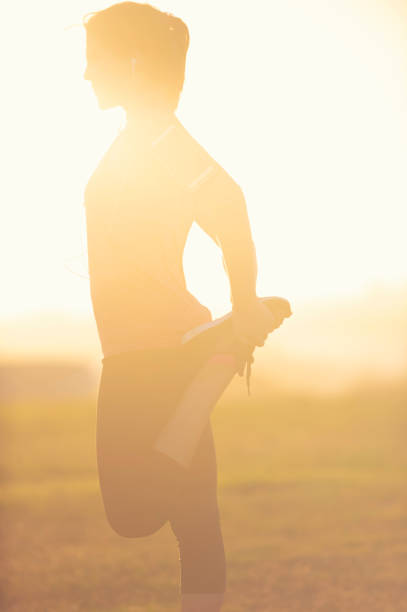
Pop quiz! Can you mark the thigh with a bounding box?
[96,349,185,527]
[96,328,229,534]
[95,344,213,533]
[96,349,180,461]
[96,341,213,464]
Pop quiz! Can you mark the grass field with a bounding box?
[1,377,406,611]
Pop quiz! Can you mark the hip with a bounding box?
[96,323,232,449]
[100,320,232,388]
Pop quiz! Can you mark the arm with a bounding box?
[148,123,263,315]
[192,165,259,311]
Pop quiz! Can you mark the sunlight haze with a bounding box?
[2,0,406,382]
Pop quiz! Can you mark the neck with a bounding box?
[124,101,176,134]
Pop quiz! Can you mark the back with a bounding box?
[84,118,222,356]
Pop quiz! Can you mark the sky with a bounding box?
[2,0,407,322]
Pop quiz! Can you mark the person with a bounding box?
[82,3,289,610]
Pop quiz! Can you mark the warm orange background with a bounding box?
[2,0,406,393]
[1,3,407,612]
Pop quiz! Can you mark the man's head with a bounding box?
[83,2,189,114]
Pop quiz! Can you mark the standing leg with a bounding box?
[168,420,227,611]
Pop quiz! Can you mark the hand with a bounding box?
[231,298,278,349]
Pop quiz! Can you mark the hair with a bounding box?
[82,2,190,112]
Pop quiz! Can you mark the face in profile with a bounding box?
[84,36,133,110]
[83,12,182,118]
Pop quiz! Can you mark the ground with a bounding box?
[1,377,406,611]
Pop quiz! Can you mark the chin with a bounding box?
[97,98,111,110]
[97,97,118,111]
[92,88,117,110]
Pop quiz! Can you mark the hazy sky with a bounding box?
[2,0,406,320]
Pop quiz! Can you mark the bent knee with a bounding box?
[104,506,167,538]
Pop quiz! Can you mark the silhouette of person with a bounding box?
[82,3,285,610]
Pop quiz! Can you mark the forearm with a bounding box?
[221,237,259,310]
[193,168,260,309]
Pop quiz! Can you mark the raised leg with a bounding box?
[153,352,238,469]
